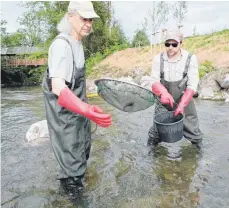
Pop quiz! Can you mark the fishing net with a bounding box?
[94,78,156,112]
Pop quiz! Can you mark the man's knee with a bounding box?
[184,130,204,143]
[148,128,161,146]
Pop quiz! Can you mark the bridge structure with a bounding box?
[1,47,47,68]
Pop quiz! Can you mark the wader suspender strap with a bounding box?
[178,53,193,89]
[49,36,77,90]
[160,53,165,85]
[159,52,193,88]
[183,53,193,78]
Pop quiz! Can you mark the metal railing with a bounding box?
[1,57,48,68]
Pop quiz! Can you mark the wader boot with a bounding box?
[59,177,83,198]
[42,36,91,196]
[148,53,204,149]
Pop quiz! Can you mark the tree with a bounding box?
[132,29,150,47]
[143,1,170,47]
[82,1,113,57]
[1,20,7,36]
[83,1,129,58]
[18,1,128,58]
[19,1,69,47]
[2,32,26,47]
[173,1,188,29]
[147,2,170,36]
[17,12,43,47]
[192,26,196,36]
[1,20,8,47]
[108,19,128,46]
[1,20,26,47]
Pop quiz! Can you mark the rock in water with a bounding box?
[199,87,214,99]
[219,74,229,89]
[25,120,49,142]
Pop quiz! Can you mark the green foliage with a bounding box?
[27,65,47,83]
[184,29,229,52]
[86,52,104,76]
[17,11,43,46]
[83,2,129,59]
[1,32,23,47]
[85,43,129,76]
[27,51,48,59]
[132,29,150,47]
[17,1,68,48]
[108,23,129,46]
[223,46,229,51]
[1,20,27,47]
[199,61,215,78]
[5,1,129,79]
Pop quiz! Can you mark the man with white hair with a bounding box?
[42,1,112,197]
[148,30,204,149]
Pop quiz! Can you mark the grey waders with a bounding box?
[148,53,204,146]
[42,36,91,195]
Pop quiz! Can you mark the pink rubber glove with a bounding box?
[58,87,112,127]
[152,82,174,108]
[174,88,195,116]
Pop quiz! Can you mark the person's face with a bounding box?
[165,39,181,57]
[68,13,93,38]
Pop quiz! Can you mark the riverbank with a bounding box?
[86,68,229,102]
[2,30,229,90]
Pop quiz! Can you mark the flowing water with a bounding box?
[1,86,229,208]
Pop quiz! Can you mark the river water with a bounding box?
[1,86,229,208]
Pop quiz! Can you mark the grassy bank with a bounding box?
[88,29,229,79]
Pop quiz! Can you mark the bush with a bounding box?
[25,65,47,85]
[199,61,215,78]
[85,52,104,76]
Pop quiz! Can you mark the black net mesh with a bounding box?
[94,79,156,112]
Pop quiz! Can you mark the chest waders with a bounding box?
[148,53,204,145]
[42,36,91,180]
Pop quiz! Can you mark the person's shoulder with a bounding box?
[181,49,189,55]
[56,32,71,39]
[50,33,72,49]
[181,49,196,60]
[181,48,196,56]
[153,53,163,62]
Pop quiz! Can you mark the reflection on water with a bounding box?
[1,86,229,208]
[149,145,201,208]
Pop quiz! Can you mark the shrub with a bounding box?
[199,61,215,78]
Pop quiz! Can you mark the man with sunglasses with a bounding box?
[148,30,203,150]
[42,1,112,198]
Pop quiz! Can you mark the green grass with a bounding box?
[199,61,215,78]
[223,46,229,51]
[184,29,229,52]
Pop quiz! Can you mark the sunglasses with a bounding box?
[165,43,179,48]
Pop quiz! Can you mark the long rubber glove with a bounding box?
[174,88,195,116]
[152,82,174,108]
[58,87,112,128]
